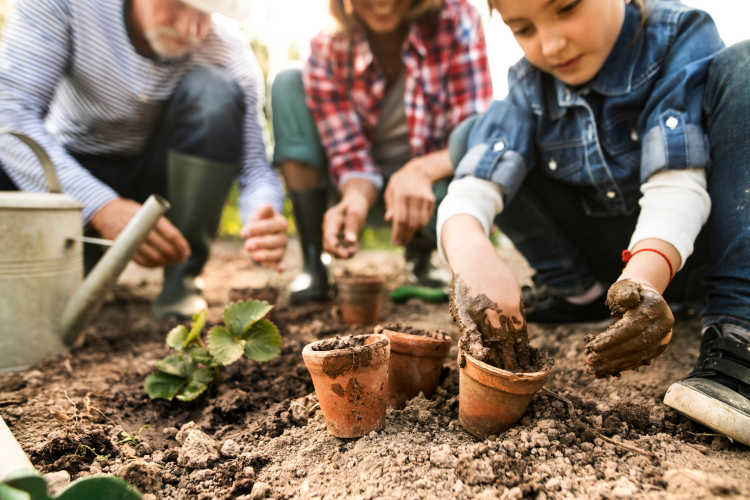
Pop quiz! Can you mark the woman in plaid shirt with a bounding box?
[271,0,493,303]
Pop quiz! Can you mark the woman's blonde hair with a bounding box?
[330,0,443,34]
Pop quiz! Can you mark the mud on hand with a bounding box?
[449,275,532,372]
[584,279,674,378]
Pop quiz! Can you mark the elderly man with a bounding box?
[0,0,288,319]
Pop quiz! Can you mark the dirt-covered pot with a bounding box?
[336,275,385,325]
[459,353,551,438]
[302,334,390,438]
[375,326,452,409]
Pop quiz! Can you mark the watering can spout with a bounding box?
[61,195,170,346]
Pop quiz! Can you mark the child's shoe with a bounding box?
[663,324,750,446]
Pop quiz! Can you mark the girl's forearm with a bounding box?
[619,238,682,294]
[407,149,453,184]
[442,215,494,267]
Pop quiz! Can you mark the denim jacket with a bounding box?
[455,1,724,216]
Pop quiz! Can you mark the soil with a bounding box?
[310,336,368,352]
[1,239,749,500]
[378,324,450,341]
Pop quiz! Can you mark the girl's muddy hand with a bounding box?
[450,275,532,372]
[584,279,674,378]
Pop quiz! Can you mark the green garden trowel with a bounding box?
[0,417,142,500]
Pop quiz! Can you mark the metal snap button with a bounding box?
[493,141,505,152]
[606,190,616,199]
[548,157,558,171]
[630,129,638,142]
[666,116,679,129]
[580,88,590,96]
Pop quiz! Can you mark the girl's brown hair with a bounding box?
[330,0,443,34]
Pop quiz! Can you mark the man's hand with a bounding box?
[89,198,190,268]
[584,279,673,378]
[323,179,377,259]
[384,160,436,246]
[240,203,288,272]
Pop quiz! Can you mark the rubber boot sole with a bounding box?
[664,380,750,446]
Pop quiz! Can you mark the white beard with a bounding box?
[145,27,201,59]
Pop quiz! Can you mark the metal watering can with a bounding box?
[0,131,169,372]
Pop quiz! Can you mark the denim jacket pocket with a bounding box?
[538,139,584,180]
[601,111,641,154]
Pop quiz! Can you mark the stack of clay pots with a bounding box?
[302,325,452,438]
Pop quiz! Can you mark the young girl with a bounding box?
[438,0,750,445]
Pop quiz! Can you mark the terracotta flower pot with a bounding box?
[335,275,384,325]
[229,286,279,320]
[375,325,452,409]
[459,351,551,439]
[302,334,390,438]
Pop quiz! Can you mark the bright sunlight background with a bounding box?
[228,0,749,99]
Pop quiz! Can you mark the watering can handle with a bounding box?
[0,129,61,193]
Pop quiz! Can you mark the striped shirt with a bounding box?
[0,0,283,223]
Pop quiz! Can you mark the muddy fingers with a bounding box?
[585,279,674,378]
[450,275,536,372]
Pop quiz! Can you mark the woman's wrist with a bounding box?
[341,178,378,209]
[405,149,453,184]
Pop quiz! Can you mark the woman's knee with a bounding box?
[705,41,750,114]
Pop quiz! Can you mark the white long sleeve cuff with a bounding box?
[628,168,711,270]
[436,176,504,265]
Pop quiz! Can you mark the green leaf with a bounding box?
[145,371,185,400]
[175,368,213,401]
[166,325,189,352]
[154,353,195,378]
[207,326,246,366]
[186,345,213,366]
[223,300,273,337]
[242,319,282,362]
[186,310,208,345]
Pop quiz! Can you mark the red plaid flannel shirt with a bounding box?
[303,0,493,190]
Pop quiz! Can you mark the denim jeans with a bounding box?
[491,41,750,328]
[0,64,244,203]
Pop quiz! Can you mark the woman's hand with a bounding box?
[322,178,377,258]
[241,203,288,272]
[443,215,530,370]
[385,150,453,246]
[585,279,673,378]
[89,198,190,268]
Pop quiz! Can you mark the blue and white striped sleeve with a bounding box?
[224,42,284,224]
[0,0,119,223]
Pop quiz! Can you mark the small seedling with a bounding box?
[117,425,150,445]
[145,301,282,402]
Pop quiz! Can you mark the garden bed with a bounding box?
[1,239,748,499]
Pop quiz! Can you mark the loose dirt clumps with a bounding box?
[309,335,367,352]
[2,241,748,499]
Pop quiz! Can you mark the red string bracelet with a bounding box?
[622,249,674,282]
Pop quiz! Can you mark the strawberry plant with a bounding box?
[145,300,282,401]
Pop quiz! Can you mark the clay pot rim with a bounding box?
[302,333,389,359]
[375,326,451,343]
[463,351,552,380]
[376,327,452,358]
[335,274,385,285]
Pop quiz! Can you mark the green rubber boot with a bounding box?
[288,188,332,304]
[151,150,237,320]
